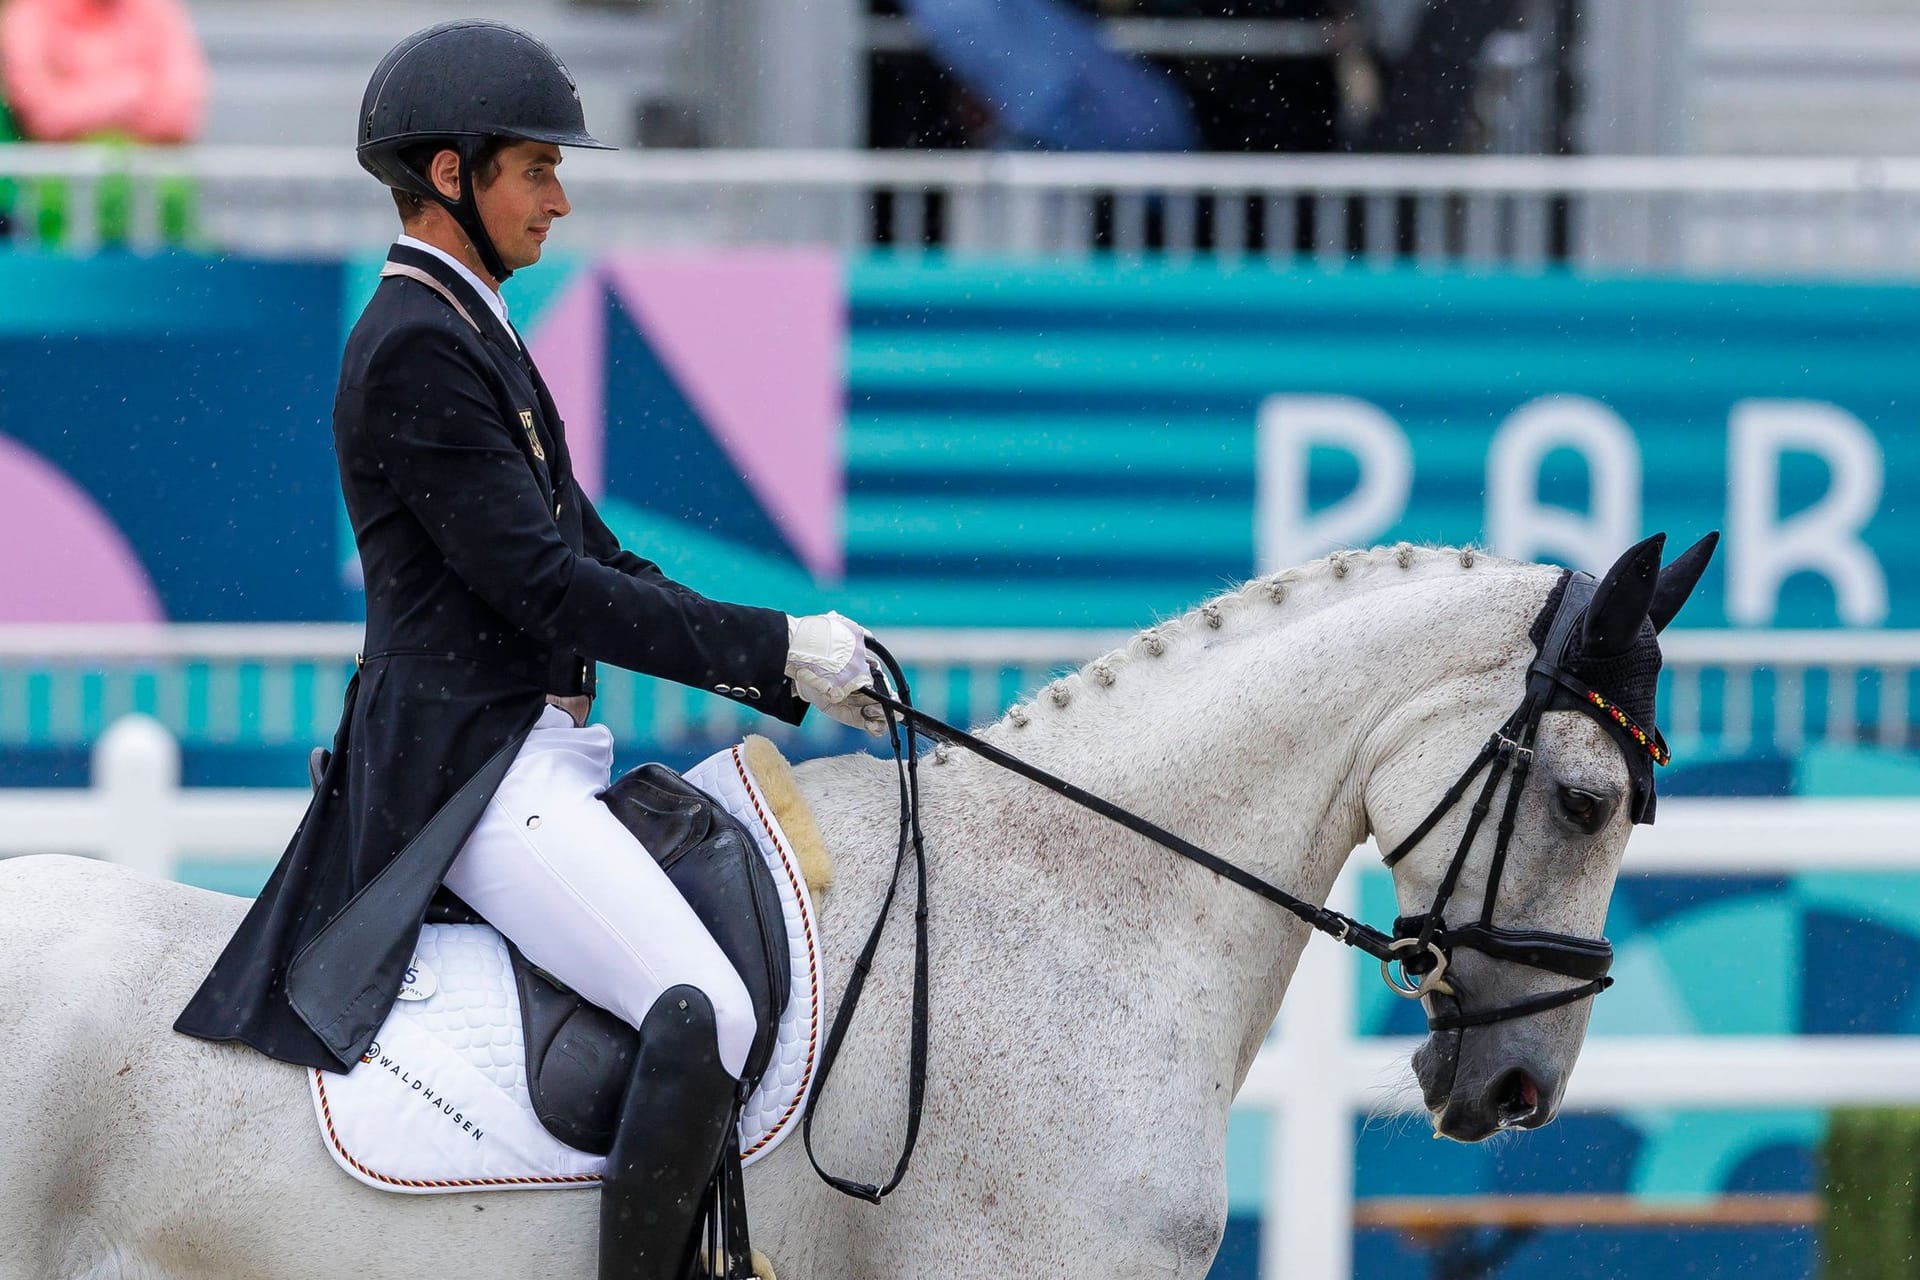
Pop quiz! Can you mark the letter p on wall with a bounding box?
[1256,395,1412,571]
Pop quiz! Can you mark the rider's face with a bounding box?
[475,141,570,276]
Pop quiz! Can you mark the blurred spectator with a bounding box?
[871,0,1341,154]
[1356,0,1522,152]
[900,0,1198,150]
[2,0,205,142]
[1143,0,1343,153]
[872,0,1558,157]
[0,0,207,246]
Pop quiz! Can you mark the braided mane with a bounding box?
[992,543,1514,730]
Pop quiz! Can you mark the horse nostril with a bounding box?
[1491,1068,1544,1128]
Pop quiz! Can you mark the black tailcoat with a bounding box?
[175,244,807,1072]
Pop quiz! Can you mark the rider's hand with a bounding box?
[785,612,886,736]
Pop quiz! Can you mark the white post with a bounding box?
[1265,863,1359,1280]
[95,713,180,882]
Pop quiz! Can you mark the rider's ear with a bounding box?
[1583,533,1666,657]
[1648,530,1720,634]
[429,148,463,202]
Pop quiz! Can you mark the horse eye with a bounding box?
[1557,785,1606,833]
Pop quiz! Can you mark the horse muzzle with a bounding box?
[1413,1034,1564,1142]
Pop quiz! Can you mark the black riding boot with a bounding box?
[600,984,739,1280]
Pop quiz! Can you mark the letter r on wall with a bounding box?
[1729,400,1888,626]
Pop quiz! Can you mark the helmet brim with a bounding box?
[508,126,616,152]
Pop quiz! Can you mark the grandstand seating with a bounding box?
[186,0,680,149]
[1688,0,1920,155]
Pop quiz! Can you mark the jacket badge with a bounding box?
[519,410,546,462]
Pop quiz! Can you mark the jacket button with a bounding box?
[730,685,747,697]
[746,686,761,700]
[714,684,729,694]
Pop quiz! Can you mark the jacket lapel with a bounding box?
[385,244,522,355]
[385,244,561,494]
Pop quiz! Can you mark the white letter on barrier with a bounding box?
[1729,399,1887,625]
[1488,395,1642,573]
[1256,395,1411,570]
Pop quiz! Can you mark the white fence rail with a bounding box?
[0,624,1915,760]
[1261,802,1920,1280]
[9,145,1920,277]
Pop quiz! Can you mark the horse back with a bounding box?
[0,857,263,1273]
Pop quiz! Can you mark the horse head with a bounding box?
[1364,532,1717,1142]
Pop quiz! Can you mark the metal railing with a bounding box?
[6,145,1920,276]
[0,624,1914,763]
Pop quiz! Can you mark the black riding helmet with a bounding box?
[358,20,614,281]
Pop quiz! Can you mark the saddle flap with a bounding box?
[511,946,635,1155]
[603,764,791,1064]
[511,761,795,1155]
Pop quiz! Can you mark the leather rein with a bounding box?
[803,584,1664,1200]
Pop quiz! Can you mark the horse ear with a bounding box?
[1582,533,1666,657]
[1648,530,1720,634]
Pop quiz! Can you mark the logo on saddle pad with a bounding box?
[398,957,437,1002]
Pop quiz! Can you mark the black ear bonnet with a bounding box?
[1527,570,1667,824]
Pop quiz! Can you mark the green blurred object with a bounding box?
[0,131,197,249]
[1822,1108,1920,1278]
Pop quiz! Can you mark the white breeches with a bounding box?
[443,705,755,1078]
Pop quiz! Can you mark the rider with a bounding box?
[175,19,877,1279]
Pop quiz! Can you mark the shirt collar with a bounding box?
[394,235,517,343]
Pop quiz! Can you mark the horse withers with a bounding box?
[0,538,1711,1279]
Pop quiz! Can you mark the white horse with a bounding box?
[0,545,1679,1279]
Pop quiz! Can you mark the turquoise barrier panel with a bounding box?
[3,254,1916,790]
[0,254,345,625]
[5,252,1914,633]
[843,258,1920,630]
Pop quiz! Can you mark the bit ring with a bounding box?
[1382,937,1456,1000]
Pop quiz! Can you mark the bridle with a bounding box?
[1373,570,1665,1031]
[803,573,1667,1200]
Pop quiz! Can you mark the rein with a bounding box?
[803,585,1664,1200]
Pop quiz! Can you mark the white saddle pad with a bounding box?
[308,742,825,1194]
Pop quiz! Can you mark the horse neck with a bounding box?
[940,555,1548,1072]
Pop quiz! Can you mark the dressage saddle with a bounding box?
[305,746,794,1141]
[309,747,789,1279]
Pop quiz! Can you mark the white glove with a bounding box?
[785,612,886,735]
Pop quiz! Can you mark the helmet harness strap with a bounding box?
[444,142,512,284]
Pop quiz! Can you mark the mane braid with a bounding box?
[990,543,1501,730]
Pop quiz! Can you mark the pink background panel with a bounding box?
[607,252,845,580]
[526,268,607,500]
[0,433,163,622]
